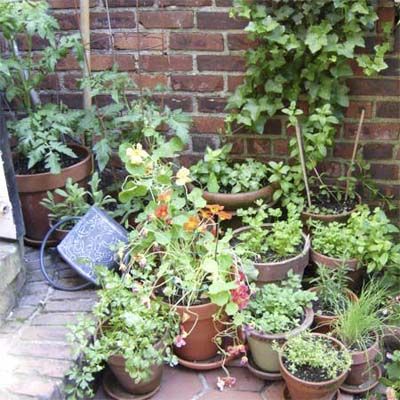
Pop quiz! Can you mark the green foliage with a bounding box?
[40,172,116,228]
[279,332,352,381]
[190,144,269,193]
[242,273,316,334]
[7,104,82,174]
[65,268,179,399]
[236,202,303,261]
[381,350,400,398]
[0,0,83,112]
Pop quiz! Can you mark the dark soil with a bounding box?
[13,151,84,175]
[348,334,376,352]
[283,358,334,382]
[307,191,358,215]
[312,298,336,317]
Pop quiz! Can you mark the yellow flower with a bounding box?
[176,167,192,186]
[126,143,149,165]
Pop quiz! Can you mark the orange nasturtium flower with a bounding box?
[157,190,173,203]
[218,210,233,221]
[155,204,169,220]
[205,204,224,214]
[184,215,200,232]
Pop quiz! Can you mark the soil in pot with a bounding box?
[246,307,314,373]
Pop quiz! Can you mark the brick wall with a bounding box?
[43,0,399,218]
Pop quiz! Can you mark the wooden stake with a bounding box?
[80,0,91,111]
[295,120,312,209]
[345,109,365,200]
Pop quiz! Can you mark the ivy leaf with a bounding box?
[225,302,239,316]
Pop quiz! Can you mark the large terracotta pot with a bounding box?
[345,334,381,386]
[310,248,364,292]
[233,225,310,286]
[279,333,350,400]
[15,144,93,242]
[309,287,358,334]
[246,307,314,373]
[173,302,224,362]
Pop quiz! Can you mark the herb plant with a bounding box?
[279,332,351,381]
[66,268,179,400]
[381,351,400,398]
[242,273,316,334]
[190,144,269,193]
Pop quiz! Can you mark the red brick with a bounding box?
[171,75,223,92]
[161,0,211,5]
[215,0,232,5]
[170,33,224,51]
[63,73,81,90]
[397,148,400,160]
[197,55,245,72]
[139,11,193,29]
[334,143,354,159]
[345,101,373,119]
[224,137,245,154]
[370,163,399,180]
[192,116,225,133]
[228,75,245,91]
[91,33,112,50]
[91,54,136,71]
[228,33,256,50]
[318,161,343,177]
[152,95,193,112]
[113,33,164,50]
[197,97,227,113]
[107,0,154,5]
[131,74,168,90]
[247,138,271,155]
[16,34,49,51]
[140,55,192,72]
[273,139,289,155]
[348,78,400,96]
[192,135,219,152]
[49,0,96,8]
[376,102,400,119]
[39,74,60,90]
[363,143,394,159]
[197,12,247,30]
[344,123,399,140]
[377,7,395,33]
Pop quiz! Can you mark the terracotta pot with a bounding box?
[48,220,70,243]
[310,248,364,292]
[15,144,93,242]
[383,326,400,349]
[345,333,381,386]
[245,307,314,373]
[309,287,358,334]
[233,225,310,286]
[173,302,224,362]
[301,192,362,225]
[107,351,163,395]
[279,333,350,400]
[188,182,278,211]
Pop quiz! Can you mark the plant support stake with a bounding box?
[80,0,91,111]
[345,109,365,200]
[295,120,312,209]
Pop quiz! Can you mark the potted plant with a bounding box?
[40,172,116,242]
[332,282,388,389]
[233,202,310,285]
[309,265,358,334]
[189,144,277,212]
[242,273,316,375]
[277,332,351,400]
[381,350,400,400]
[381,294,400,348]
[65,268,179,399]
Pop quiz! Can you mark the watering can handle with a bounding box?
[40,217,93,291]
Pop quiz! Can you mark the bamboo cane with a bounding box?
[80,0,91,112]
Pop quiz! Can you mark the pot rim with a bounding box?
[347,331,380,359]
[310,247,359,269]
[233,224,310,268]
[278,332,350,386]
[302,191,362,219]
[245,307,314,341]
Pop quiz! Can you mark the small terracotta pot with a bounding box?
[188,183,278,211]
[107,340,164,395]
[279,333,350,400]
[233,225,310,286]
[309,287,358,334]
[173,302,224,362]
[245,307,314,373]
[301,192,362,225]
[310,248,364,292]
[15,144,93,242]
[345,333,381,386]
[383,326,400,349]
[48,220,70,243]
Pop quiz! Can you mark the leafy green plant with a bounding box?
[40,172,116,228]
[65,268,179,399]
[381,351,400,398]
[190,144,269,193]
[242,273,316,334]
[236,202,304,262]
[278,332,351,381]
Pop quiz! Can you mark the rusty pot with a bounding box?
[310,248,364,292]
[233,225,310,286]
[345,334,381,386]
[310,287,358,334]
[15,144,93,242]
[173,302,224,362]
[279,333,350,400]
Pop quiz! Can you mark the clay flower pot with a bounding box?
[245,307,314,373]
[310,248,364,292]
[279,333,350,400]
[173,302,224,362]
[15,144,93,243]
[233,225,310,286]
[345,333,381,386]
[309,287,358,334]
